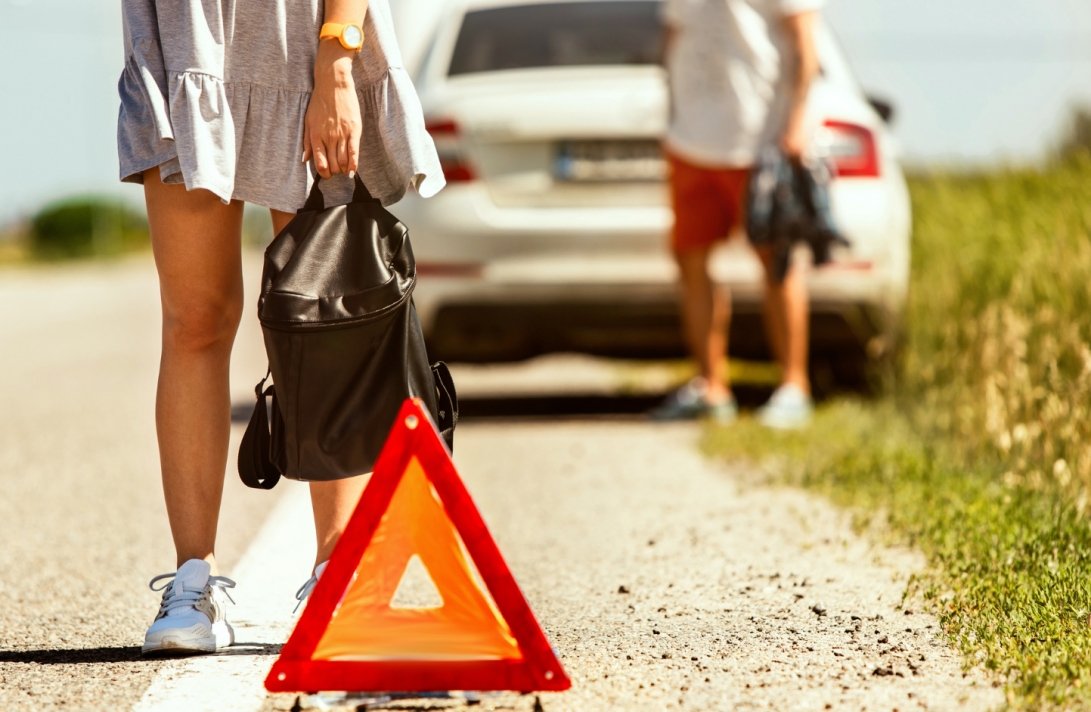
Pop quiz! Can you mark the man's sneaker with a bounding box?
[650,378,737,423]
[756,383,814,430]
[704,398,739,424]
[142,559,236,656]
[294,560,329,613]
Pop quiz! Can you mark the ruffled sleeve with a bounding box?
[166,69,236,200]
[117,36,179,183]
[346,0,445,207]
[355,66,446,207]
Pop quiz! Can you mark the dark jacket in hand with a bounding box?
[746,149,849,283]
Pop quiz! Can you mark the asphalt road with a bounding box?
[0,254,1001,711]
[0,254,279,709]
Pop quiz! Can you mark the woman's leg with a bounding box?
[309,477,371,566]
[147,170,245,570]
[270,208,372,570]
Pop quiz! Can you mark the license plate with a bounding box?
[554,140,666,182]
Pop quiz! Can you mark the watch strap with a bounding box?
[319,22,347,39]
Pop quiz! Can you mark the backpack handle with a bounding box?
[300,173,377,213]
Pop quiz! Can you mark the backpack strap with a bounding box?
[431,361,458,452]
[238,371,282,490]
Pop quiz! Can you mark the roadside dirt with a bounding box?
[265,421,1001,712]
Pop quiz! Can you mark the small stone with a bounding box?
[811,602,828,617]
[663,653,673,659]
[618,585,630,594]
[873,666,895,676]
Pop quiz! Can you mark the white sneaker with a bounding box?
[142,559,236,656]
[757,383,814,430]
[294,560,329,613]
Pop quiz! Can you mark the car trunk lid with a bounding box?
[431,67,669,208]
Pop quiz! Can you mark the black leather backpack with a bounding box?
[238,175,457,490]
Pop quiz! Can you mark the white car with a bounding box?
[396,0,911,390]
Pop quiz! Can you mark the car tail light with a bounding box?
[817,120,880,178]
[426,119,476,183]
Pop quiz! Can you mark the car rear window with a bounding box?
[448,1,663,76]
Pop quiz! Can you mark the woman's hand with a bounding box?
[303,40,362,179]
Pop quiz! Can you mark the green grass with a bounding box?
[706,153,1091,709]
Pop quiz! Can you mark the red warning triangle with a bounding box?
[265,398,571,693]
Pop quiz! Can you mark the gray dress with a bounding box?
[117,0,445,210]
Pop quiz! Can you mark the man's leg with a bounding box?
[768,258,811,392]
[761,261,786,369]
[676,246,731,402]
[755,249,813,428]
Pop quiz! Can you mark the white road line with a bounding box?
[133,482,314,712]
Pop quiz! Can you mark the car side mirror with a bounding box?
[867,95,895,125]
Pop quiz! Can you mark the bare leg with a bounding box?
[309,477,371,566]
[675,246,731,401]
[269,208,373,570]
[758,250,811,393]
[146,170,245,570]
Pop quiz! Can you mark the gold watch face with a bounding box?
[343,24,363,48]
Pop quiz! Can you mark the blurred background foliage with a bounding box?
[0,197,276,263]
[903,113,1091,503]
[26,197,149,261]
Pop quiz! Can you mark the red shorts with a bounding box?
[668,151,750,254]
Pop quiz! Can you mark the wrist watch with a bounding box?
[319,22,364,51]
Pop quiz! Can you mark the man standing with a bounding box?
[652,0,821,428]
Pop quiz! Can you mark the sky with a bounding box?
[0,0,1089,225]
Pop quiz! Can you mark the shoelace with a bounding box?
[149,572,237,616]
[293,574,319,614]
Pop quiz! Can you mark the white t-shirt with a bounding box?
[663,0,824,168]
